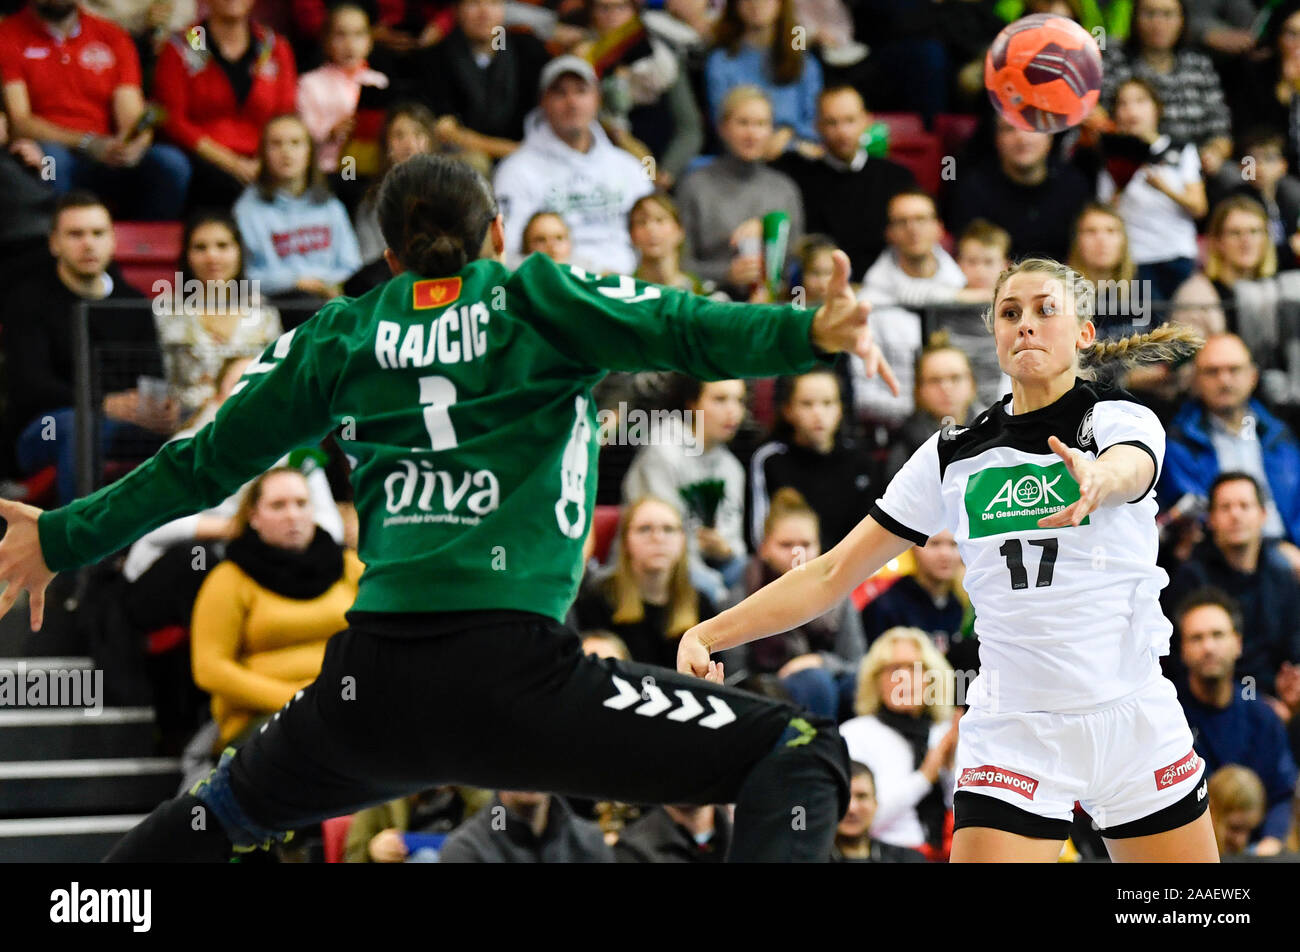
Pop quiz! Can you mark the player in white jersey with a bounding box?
[679,257,1221,862]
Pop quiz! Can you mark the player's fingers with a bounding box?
[28,585,44,633]
[875,348,902,397]
[827,249,851,299]
[0,584,17,623]
[1037,504,1074,528]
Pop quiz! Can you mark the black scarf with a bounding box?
[875,707,947,850]
[225,526,345,600]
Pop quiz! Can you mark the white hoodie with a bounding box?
[492,108,653,275]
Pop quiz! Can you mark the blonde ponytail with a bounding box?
[1079,322,1205,376]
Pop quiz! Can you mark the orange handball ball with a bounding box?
[984,14,1103,134]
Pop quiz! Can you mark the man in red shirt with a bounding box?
[0,0,191,219]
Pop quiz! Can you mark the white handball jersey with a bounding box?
[871,378,1171,715]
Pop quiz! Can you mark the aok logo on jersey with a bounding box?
[963,461,1089,538]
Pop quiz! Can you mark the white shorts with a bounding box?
[953,675,1208,838]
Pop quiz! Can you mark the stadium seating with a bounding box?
[114,222,184,297]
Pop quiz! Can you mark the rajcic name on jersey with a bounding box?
[374,302,492,369]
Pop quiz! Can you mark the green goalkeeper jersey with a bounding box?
[38,253,833,622]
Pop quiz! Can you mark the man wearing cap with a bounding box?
[492,54,653,275]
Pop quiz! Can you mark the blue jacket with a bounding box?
[1181,690,1299,842]
[1158,398,1300,545]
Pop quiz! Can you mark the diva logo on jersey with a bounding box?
[963,461,1088,538]
[1154,749,1200,791]
[957,765,1039,799]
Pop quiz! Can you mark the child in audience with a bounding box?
[630,193,717,295]
[521,211,573,263]
[297,3,391,175]
[731,487,865,720]
[749,367,878,551]
[353,103,438,266]
[234,115,363,302]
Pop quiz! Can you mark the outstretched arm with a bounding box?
[677,515,913,677]
[1037,437,1156,528]
[0,319,343,630]
[512,249,899,394]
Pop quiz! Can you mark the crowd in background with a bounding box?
[1,0,1299,861]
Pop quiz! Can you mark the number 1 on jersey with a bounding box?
[999,537,1058,590]
[418,375,458,450]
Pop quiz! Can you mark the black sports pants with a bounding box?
[106,611,851,862]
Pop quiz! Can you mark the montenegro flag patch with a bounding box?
[412,277,462,310]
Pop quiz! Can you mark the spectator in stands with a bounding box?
[233,114,362,302]
[0,111,55,293]
[729,487,865,718]
[749,368,877,550]
[1159,336,1300,546]
[352,102,437,267]
[614,803,732,862]
[1099,0,1233,177]
[854,190,984,429]
[439,790,615,862]
[153,210,283,419]
[622,378,749,602]
[882,335,978,484]
[944,221,1011,409]
[839,627,960,855]
[153,0,297,209]
[862,190,988,311]
[862,530,974,674]
[1183,0,1258,55]
[773,86,916,284]
[1207,764,1268,857]
[946,115,1092,262]
[1226,130,1300,271]
[580,629,631,660]
[84,1,197,61]
[296,3,390,175]
[1225,1,1300,174]
[570,496,719,667]
[492,55,652,273]
[574,0,703,190]
[521,210,573,263]
[1164,472,1300,698]
[416,0,548,167]
[191,465,362,749]
[628,193,715,294]
[345,786,492,862]
[1176,588,1298,854]
[1097,78,1207,302]
[705,0,823,155]
[830,761,927,862]
[848,0,977,121]
[0,0,191,220]
[1068,202,1141,339]
[676,86,804,299]
[6,192,178,504]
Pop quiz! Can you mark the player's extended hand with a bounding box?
[0,498,56,631]
[1038,435,1111,528]
[811,250,900,396]
[677,628,724,682]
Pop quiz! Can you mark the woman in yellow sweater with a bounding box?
[192,466,364,748]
